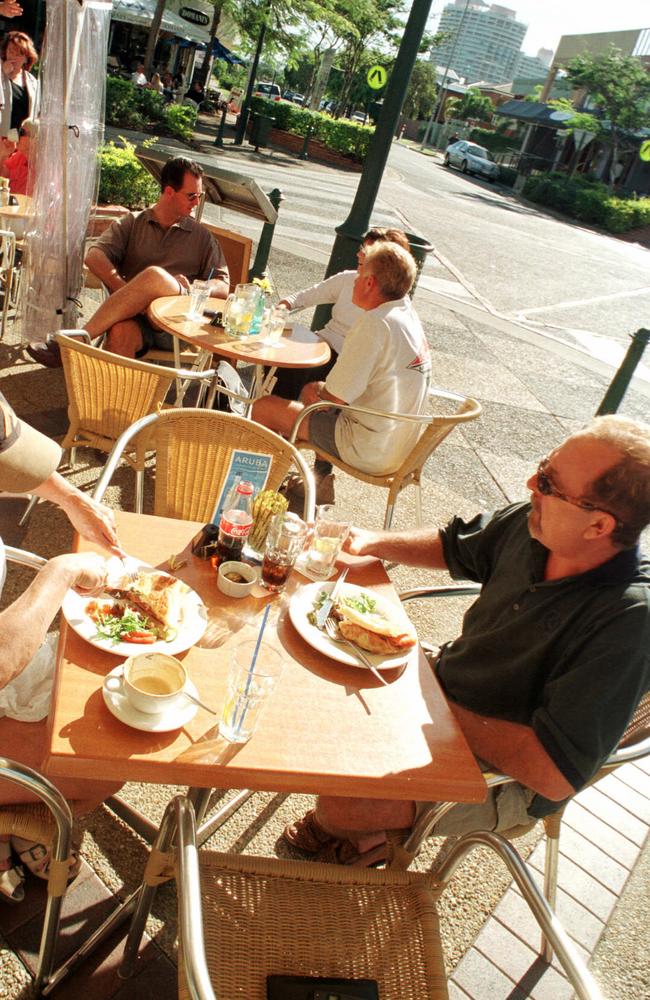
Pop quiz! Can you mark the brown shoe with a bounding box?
[25,340,62,368]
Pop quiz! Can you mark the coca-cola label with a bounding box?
[220,515,252,537]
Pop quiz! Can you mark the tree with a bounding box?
[445,87,493,125]
[565,46,650,189]
[403,59,437,120]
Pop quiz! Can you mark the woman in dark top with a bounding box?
[0,30,38,135]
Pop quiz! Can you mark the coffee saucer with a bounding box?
[102,664,200,733]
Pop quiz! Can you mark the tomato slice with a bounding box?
[124,631,156,644]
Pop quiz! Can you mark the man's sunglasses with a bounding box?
[535,458,622,527]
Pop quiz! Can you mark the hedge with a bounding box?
[523,172,650,233]
[98,138,159,209]
[105,76,197,142]
[250,96,373,162]
[469,126,519,156]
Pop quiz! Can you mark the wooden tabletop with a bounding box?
[45,512,486,804]
[148,295,331,370]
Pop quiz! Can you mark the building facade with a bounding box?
[430,1,527,85]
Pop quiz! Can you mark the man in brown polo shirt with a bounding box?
[26,156,229,365]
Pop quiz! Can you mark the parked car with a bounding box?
[282,90,305,105]
[319,99,335,113]
[444,140,499,182]
[254,82,281,100]
[350,110,367,124]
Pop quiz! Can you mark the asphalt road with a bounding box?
[382,143,650,351]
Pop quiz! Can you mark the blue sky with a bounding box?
[429,1,649,57]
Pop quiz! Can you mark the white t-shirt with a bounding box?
[131,71,147,87]
[285,271,363,355]
[326,297,432,475]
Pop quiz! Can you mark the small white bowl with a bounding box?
[217,560,259,597]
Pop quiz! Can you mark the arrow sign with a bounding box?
[367,65,387,90]
[640,139,650,162]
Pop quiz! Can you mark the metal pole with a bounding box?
[249,187,284,279]
[233,4,268,145]
[312,0,434,331]
[596,328,650,415]
[214,102,228,147]
[299,124,313,160]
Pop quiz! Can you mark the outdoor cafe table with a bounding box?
[45,511,486,806]
[148,294,331,404]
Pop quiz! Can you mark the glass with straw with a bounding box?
[220,606,282,743]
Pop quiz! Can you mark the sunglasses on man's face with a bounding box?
[535,458,622,527]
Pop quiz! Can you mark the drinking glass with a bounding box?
[261,511,308,592]
[186,279,210,321]
[220,641,282,743]
[259,303,289,347]
[304,504,350,580]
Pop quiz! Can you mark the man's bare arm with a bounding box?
[450,702,575,801]
[85,247,127,294]
[343,526,448,570]
[300,381,345,408]
[208,277,229,299]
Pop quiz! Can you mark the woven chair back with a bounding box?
[139,408,305,522]
[391,394,481,483]
[201,224,252,291]
[177,852,447,1000]
[58,334,177,460]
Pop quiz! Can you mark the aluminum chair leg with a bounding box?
[135,469,144,513]
[383,503,394,530]
[18,494,39,526]
[414,482,423,528]
[542,827,561,961]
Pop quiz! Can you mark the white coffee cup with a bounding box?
[106,653,188,715]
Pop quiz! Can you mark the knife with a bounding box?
[315,568,349,630]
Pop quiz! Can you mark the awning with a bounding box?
[212,39,247,66]
[111,0,210,44]
[495,99,574,129]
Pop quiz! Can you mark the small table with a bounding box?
[148,295,331,404]
[0,194,32,240]
[46,512,486,805]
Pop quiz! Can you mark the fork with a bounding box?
[120,556,138,584]
[324,617,390,686]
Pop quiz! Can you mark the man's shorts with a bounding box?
[308,408,341,458]
[414,778,537,837]
[134,314,175,358]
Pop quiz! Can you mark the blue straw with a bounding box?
[244,603,271,696]
[207,267,215,281]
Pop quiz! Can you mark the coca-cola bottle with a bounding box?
[216,480,254,563]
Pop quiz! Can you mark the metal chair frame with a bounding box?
[399,584,650,960]
[289,387,481,529]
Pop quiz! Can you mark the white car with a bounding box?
[444,140,499,182]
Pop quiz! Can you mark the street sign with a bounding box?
[640,140,650,162]
[367,65,387,90]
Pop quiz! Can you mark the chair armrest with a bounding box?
[288,400,435,445]
[4,545,47,571]
[93,412,159,503]
[399,584,481,603]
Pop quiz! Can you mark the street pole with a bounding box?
[312,0,434,330]
[596,329,650,415]
[233,3,268,146]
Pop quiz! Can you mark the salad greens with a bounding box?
[92,606,159,645]
[340,593,377,616]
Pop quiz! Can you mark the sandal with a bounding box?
[10,836,81,885]
[0,837,25,904]
[282,810,338,854]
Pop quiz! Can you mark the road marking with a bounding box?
[516,285,650,318]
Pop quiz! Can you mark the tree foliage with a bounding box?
[402,59,437,120]
[565,47,650,187]
[445,87,493,124]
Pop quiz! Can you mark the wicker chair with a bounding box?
[93,408,316,522]
[0,228,18,339]
[398,584,650,960]
[289,388,482,529]
[56,332,219,470]
[124,795,602,1000]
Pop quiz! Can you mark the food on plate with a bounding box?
[310,587,417,655]
[87,571,189,645]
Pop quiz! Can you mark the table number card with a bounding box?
[212,450,273,522]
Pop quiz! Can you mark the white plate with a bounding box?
[289,580,417,671]
[102,664,199,732]
[62,556,208,658]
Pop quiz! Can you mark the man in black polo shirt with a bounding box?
[283,415,650,865]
